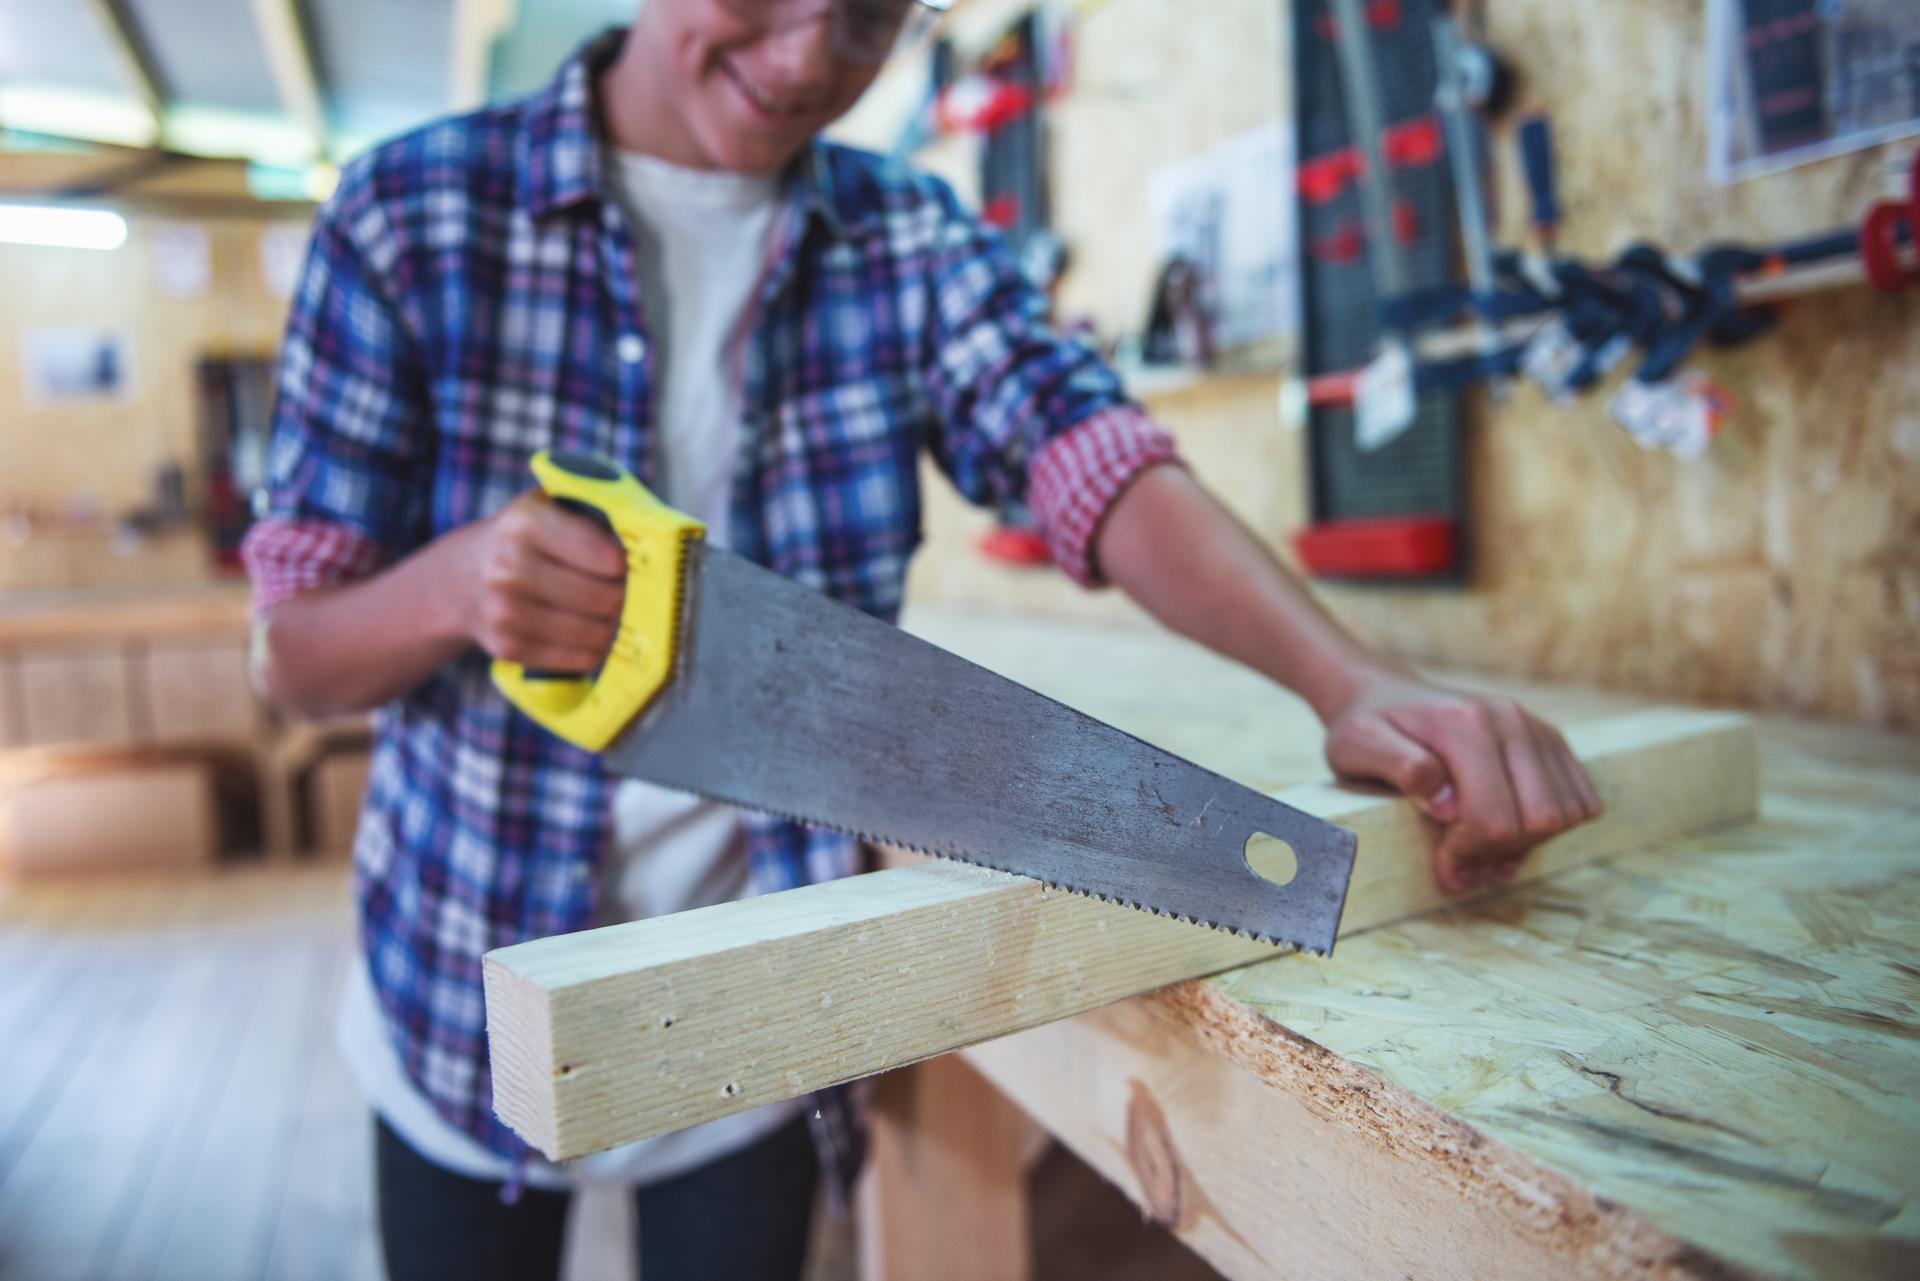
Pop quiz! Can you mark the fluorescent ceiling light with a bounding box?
[245,159,339,203]
[0,205,129,251]
[165,105,317,168]
[0,85,158,150]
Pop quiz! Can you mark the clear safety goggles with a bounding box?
[713,0,951,66]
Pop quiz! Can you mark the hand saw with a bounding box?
[491,451,1357,953]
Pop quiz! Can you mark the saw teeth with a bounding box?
[654,777,1302,951]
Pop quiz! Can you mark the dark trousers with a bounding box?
[374,1113,819,1281]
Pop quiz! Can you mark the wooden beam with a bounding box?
[484,708,1756,1161]
[962,990,1712,1281]
[247,0,330,160]
[856,1055,1038,1281]
[83,0,167,125]
[448,0,514,111]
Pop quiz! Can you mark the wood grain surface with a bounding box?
[916,611,1920,1281]
[483,619,1753,1163]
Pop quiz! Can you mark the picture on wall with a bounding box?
[1148,117,1299,357]
[21,329,131,403]
[1709,0,1920,181]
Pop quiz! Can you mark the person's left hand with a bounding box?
[1321,671,1603,894]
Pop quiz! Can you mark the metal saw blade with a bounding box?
[604,544,1357,952]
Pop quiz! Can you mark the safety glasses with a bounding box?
[714,0,951,66]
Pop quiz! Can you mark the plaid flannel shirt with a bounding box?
[243,29,1177,1193]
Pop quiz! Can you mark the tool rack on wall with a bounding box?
[1290,0,1467,583]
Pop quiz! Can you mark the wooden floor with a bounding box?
[0,862,380,1281]
[0,861,855,1281]
[0,858,1203,1281]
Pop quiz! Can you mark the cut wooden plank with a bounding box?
[485,708,1757,1161]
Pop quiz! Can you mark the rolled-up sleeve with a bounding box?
[242,180,435,617]
[918,181,1184,588]
[1026,406,1180,586]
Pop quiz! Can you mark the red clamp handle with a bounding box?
[1861,151,1919,294]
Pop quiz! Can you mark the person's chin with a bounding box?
[700,104,815,173]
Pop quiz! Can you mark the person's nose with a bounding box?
[759,11,837,101]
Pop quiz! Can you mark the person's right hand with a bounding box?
[443,491,627,672]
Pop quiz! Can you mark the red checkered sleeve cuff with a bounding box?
[240,517,386,618]
[1028,405,1183,588]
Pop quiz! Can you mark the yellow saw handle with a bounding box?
[489,450,705,752]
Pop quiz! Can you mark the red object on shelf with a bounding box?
[977,525,1053,567]
[1391,197,1419,243]
[1306,368,1361,407]
[1309,219,1365,264]
[981,194,1022,230]
[936,75,1033,134]
[1313,0,1403,39]
[1298,149,1364,204]
[1295,115,1440,206]
[1381,115,1441,167]
[1293,516,1457,577]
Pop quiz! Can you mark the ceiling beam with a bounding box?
[82,0,168,122]
[248,0,331,161]
[53,148,191,199]
[449,0,516,112]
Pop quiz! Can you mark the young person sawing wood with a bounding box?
[245,1,1601,1275]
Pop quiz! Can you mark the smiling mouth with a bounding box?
[720,57,817,122]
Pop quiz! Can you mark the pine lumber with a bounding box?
[484,707,1756,1161]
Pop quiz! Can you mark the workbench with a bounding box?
[859,609,1919,1281]
[0,584,368,861]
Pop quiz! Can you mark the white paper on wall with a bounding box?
[151,223,212,299]
[1708,0,1920,183]
[21,329,131,403]
[1148,117,1299,352]
[259,222,309,299]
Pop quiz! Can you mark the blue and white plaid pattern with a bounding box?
[254,29,1142,1178]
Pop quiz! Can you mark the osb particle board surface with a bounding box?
[904,607,1920,1281]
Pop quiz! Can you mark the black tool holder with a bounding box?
[1292,0,1469,582]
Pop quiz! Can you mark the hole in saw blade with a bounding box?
[1243,832,1299,887]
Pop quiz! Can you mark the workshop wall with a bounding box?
[890,0,1920,730]
[0,216,300,592]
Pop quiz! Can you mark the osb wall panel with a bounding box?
[0,216,300,592]
[900,0,1920,729]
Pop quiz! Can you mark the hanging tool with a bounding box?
[1430,14,1504,396]
[1516,114,1560,255]
[1325,0,1419,450]
[1614,244,1778,384]
[492,452,1358,953]
[1861,149,1920,294]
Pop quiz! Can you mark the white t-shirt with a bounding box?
[336,149,796,1190]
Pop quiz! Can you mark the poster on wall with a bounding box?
[21,329,131,403]
[258,222,308,299]
[1148,117,1299,355]
[151,223,212,299]
[1708,0,1920,182]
